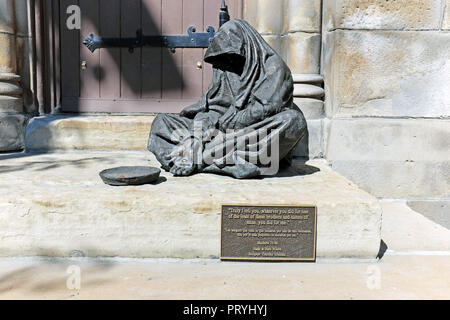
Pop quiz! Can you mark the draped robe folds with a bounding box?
[148,19,307,179]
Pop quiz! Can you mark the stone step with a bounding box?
[0,151,382,259]
[25,115,154,151]
[24,115,325,159]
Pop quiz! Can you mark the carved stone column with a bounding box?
[244,0,325,159]
[0,0,27,151]
[244,0,324,119]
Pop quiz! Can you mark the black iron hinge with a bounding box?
[83,0,230,53]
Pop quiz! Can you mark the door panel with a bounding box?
[59,0,243,113]
[141,0,162,99]
[99,0,120,99]
[79,0,100,98]
[182,0,204,100]
[121,0,141,99]
[161,0,183,100]
[60,0,80,99]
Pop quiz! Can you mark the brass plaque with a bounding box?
[221,205,317,261]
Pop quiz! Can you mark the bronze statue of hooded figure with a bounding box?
[148,19,306,179]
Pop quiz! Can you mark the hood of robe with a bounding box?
[203,19,293,112]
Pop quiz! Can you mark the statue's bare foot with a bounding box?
[170,157,196,176]
[166,138,201,176]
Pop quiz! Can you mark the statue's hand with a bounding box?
[180,103,205,119]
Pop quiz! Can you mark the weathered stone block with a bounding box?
[15,37,34,113]
[14,0,31,37]
[0,152,382,259]
[281,32,321,74]
[0,4,30,50]
[244,0,283,35]
[243,0,259,30]
[323,30,450,117]
[0,1,13,35]
[0,34,15,73]
[261,35,282,55]
[327,118,450,162]
[323,0,442,30]
[283,0,321,33]
[0,73,23,113]
[0,114,27,151]
[0,96,23,113]
[294,98,324,119]
[327,118,450,198]
[0,80,22,95]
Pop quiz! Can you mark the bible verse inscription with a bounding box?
[221,205,317,261]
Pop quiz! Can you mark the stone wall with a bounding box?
[322,0,450,197]
[244,0,322,74]
[244,0,449,198]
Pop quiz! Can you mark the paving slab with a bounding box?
[381,200,450,252]
[0,254,448,300]
[407,200,450,230]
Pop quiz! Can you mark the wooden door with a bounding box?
[59,0,243,113]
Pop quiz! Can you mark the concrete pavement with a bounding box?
[0,253,448,300]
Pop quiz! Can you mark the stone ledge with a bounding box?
[326,118,450,198]
[327,118,450,162]
[331,160,450,198]
[0,152,382,259]
[25,115,325,160]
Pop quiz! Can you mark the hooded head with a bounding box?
[203,19,293,112]
[204,20,247,75]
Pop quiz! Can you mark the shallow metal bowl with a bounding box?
[99,166,161,186]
